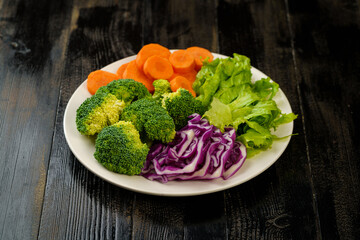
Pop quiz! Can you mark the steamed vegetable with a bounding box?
[152,79,172,102]
[94,121,149,175]
[97,79,151,105]
[87,70,119,95]
[120,98,176,143]
[141,113,247,182]
[169,69,198,83]
[116,62,129,78]
[136,43,171,71]
[76,90,126,135]
[186,46,214,71]
[170,76,196,97]
[161,88,207,130]
[194,54,297,157]
[123,60,154,92]
[169,49,196,73]
[144,55,174,80]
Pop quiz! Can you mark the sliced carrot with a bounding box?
[116,63,129,78]
[169,69,198,83]
[170,76,196,97]
[186,46,214,71]
[169,50,195,73]
[136,43,171,71]
[123,60,154,92]
[143,55,174,80]
[87,70,119,95]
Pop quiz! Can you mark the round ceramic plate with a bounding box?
[63,52,294,196]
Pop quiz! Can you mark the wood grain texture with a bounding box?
[142,0,219,51]
[218,0,319,239]
[38,0,144,239]
[132,195,184,239]
[0,0,359,239]
[133,1,225,239]
[287,0,360,238]
[0,0,70,238]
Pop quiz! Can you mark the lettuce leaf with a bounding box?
[202,98,233,132]
[196,54,297,157]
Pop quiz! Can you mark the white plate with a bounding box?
[63,52,294,196]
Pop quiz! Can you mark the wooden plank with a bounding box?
[183,194,227,240]
[217,0,319,239]
[37,1,146,239]
[131,195,184,240]
[130,1,225,239]
[287,0,360,238]
[142,0,218,51]
[0,0,72,238]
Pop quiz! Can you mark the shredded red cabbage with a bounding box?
[141,114,247,183]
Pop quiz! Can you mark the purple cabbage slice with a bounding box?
[141,114,247,183]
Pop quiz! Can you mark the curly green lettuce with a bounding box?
[195,54,297,157]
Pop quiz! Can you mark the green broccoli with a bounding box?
[161,88,207,130]
[76,91,126,135]
[97,79,151,105]
[152,79,171,102]
[94,121,149,175]
[121,98,176,143]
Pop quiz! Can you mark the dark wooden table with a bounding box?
[1,0,359,239]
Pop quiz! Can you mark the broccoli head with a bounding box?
[121,98,176,143]
[152,79,171,102]
[162,88,207,130]
[97,79,151,105]
[76,91,126,135]
[94,121,149,175]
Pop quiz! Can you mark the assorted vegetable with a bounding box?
[141,114,246,182]
[75,43,296,183]
[76,79,150,135]
[86,44,214,96]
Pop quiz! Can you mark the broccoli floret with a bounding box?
[121,98,176,143]
[162,88,207,130]
[152,79,171,102]
[97,79,151,105]
[76,91,126,135]
[94,121,149,175]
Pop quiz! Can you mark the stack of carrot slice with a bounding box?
[86,43,214,96]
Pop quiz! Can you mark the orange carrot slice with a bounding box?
[136,43,171,71]
[186,46,214,71]
[87,70,119,95]
[169,69,198,83]
[169,50,195,73]
[143,55,174,80]
[123,60,154,92]
[170,76,196,97]
[116,63,129,78]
